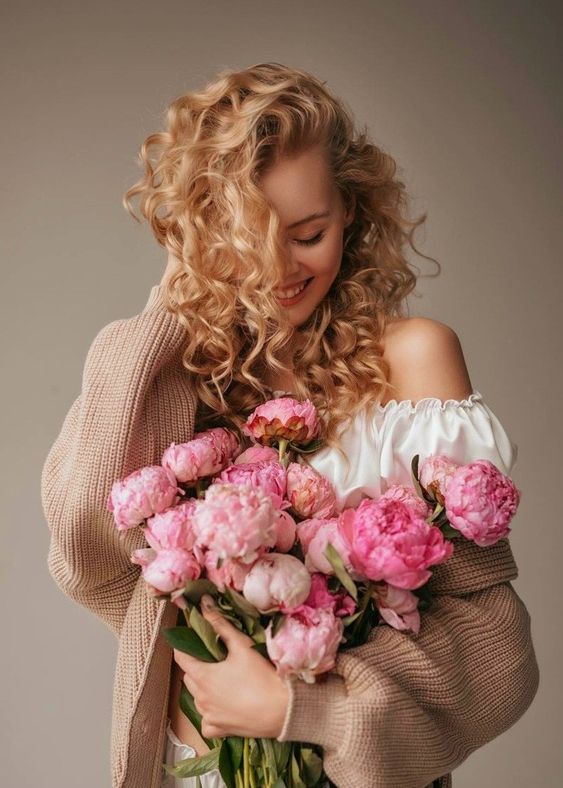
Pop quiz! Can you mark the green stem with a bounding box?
[248,749,258,788]
[243,736,250,788]
[350,581,375,640]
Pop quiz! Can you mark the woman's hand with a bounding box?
[173,594,290,740]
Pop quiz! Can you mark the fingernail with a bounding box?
[201,594,214,610]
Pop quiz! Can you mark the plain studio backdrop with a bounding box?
[1,1,560,786]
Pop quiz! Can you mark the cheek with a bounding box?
[309,238,343,276]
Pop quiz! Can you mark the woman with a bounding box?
[41,62,539,788]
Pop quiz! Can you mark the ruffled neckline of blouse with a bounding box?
[271,388,484,414]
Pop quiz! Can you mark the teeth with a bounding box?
[275,279,309,299]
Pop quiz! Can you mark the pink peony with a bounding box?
[337,497,454,589]
[242,553,312,613]
[217,459,288,509]
[202,549,254,593]
[444,459,521,546]
[191,482,277,564]
[286,462,337,519]
[161,427,240,484]
[144,499,198,552]
[373,583,421,634]
[296,517,336,552]
[286,573,356,618]
[131,546,200,595]
[272,509,298,553]
[235,445,279,464]
[265,605,345,683]
[379,484,432,520]
[418,455,461,502]
[242,397,320,446]
[298,518,354,576]
[107,465,182,531]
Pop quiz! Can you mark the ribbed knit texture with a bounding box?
[41,284,540,788]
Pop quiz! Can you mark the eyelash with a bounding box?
[295,231,325,246]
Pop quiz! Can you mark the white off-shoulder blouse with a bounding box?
[273,388,518,513]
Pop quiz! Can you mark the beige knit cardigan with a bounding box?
[41,283,540,788]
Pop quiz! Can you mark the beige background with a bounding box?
[2,0,560,785]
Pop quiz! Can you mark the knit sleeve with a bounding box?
[276,536,540,788]
[40,285,197,639]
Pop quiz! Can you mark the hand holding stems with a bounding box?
[173,594,289,742]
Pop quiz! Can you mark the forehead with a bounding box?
[258,144,335,224]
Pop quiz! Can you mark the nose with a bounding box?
[282,244,304,281]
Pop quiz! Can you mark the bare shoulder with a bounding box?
[380,316,474,405]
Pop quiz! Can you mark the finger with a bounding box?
[200,594,254,649]
[173,647,203,678]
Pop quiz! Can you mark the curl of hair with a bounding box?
[123,61,440,475]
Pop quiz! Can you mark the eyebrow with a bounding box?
[286,210,331,229]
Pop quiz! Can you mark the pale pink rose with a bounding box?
[286,462,337,519]
[302,518,354,576]
[242,553,312,613]
[191,482,277,564]
[373,583,421,634]
[161,427,240,484]
[235,445,279,464]
[217,460,288,509]
[444,459,521,546]
[144,499,198,552]
[379,484,432,519]
[131,546,200,594]
[286,573,356,618]
[337,497,454,589]
[242,397,320,446]
[202,549,254,593]
[265,605,345,683]
[107,466,182,531]
[419,455,461,502]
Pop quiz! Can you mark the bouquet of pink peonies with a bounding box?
[107,396,521,788]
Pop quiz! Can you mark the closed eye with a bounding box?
[295,231,325,246]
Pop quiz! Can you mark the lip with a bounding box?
[274,277,313,305]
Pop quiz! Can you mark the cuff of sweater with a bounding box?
[276,672,349,751]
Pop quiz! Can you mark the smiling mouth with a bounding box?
[274,277,314,300]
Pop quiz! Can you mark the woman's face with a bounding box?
[258,143,355,327]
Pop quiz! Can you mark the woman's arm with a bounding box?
[277,537,540,788]
[41,285,197,638]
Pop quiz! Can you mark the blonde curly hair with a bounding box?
[123,61,440,473]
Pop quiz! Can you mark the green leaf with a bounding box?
[262,738,279,781]
[271,612,288,638]
[300,747,323,785]
[225,735,244,772]
[224,586,261,619]
[340,610,363,627]
[162,746,221,779]
[178,685,214,749]
[249,737,262,767]
[189,604,228,661]
[324,542,358,601]
[251,641,269,659]
[249,620,266,643]
[441,522,461,539]
[290,751,307,788]
[291,437,325,454]
[162,626,216,662]
[181,578,221,605]
[218,739,237,788]
[272,779,287,788]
